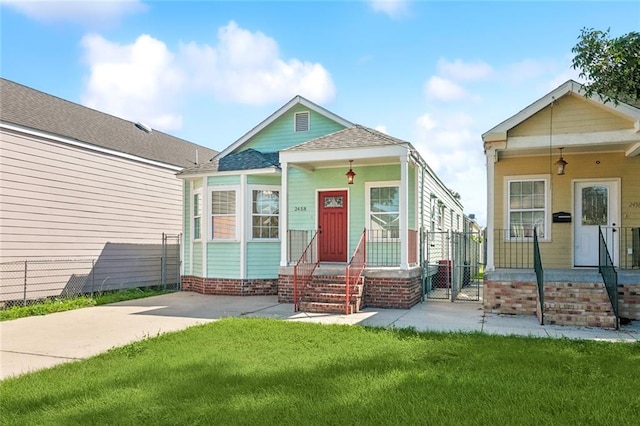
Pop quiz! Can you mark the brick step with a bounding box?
[301,292,362,304]
[545,312,616,328]
[544,301,614,313]
[298,301,359,314]
[307,282,363,293]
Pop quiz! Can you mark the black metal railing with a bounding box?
[599,226,619,330]
[366,229,419,267]
[494,229,534,268]
[600,226,640,270]
[533,227,544,325]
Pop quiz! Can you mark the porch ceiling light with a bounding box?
[555,147,568,175]
[346,160,356,185]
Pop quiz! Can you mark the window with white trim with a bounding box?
[367,184,400,239]
[438,202,445,230]
[193,191,202,240]
[252,189,280,239]
[211,190,236,240]
[294,111,310,132]
[508,178,548,238]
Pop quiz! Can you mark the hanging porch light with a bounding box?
[346,160,356,184]
[555,147,568,175]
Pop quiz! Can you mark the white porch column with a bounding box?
[239,174,247,279]
[280,161,289,266]
[400,154,409,270]
[201,176,208,278]
[485,148,496,271]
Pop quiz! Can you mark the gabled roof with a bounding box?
[482,80,640,143]
[0,78,217,169]
[283,124,413,151]
[212,95,353,160]
[178,149,280,176]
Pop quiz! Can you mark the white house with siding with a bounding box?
[0,78,216,300]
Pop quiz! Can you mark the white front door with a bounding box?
[574,180,619,267]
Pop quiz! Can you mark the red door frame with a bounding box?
[318,190,348,262]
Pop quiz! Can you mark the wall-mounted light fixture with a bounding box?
[346,160,356,184]
[555,147,568,175]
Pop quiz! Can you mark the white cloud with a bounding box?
[436,58,494,82]
[180,21,336,105]
[424,76,468,102]
[369,0,409,18]
[81,33,184,131]
[79,21,336,131]
[2,0,146,27]
[414,111,487,225]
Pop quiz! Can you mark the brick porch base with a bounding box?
[181,276,277,296]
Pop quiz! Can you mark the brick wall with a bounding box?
[181,276,277,296]
[278,274,294,303]
[619,284,640,320]
[364,275,422,309]
[483,280,538,315]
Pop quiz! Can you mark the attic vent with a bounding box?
[294,111,310,132]
[135,122,152,133]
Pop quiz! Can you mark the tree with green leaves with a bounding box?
[571,28,640,105]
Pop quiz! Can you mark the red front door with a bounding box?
[318,190,348,262]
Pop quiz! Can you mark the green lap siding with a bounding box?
[240,105,346,154]
[208,175,240,185]
[247,242,280,278]
[287,164,416,255]
[207,243,241,278]
[248,175,281,185]
[192,243,202,276]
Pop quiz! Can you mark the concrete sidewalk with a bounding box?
[1,292,638,380]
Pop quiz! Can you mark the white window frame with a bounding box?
[209,186,239,241]
[437,202,445,230]
[192,190,202,241]
[248,185,281,241]
[294,111,310,132]
[504,175,551,241]
[366,181,401,241]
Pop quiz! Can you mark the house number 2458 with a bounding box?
[294,206,307,212]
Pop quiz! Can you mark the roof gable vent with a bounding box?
[294,111,309,132]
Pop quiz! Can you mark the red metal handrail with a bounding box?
[293,230,319,312]
[345,228,367,315]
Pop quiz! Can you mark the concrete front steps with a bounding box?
[298,276,364,315]
[543,282,617,328]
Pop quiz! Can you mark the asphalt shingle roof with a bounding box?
[284,124,413,151]
[0,78,217,168]
[177,149,280,175]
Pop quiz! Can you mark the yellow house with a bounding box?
[482,80,640,328]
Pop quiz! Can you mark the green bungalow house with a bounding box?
[177,96,465,313]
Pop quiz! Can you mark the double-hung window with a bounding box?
[211,190,236,240]
[508,178,548,239]
[193,192,202,240]
[368,183,400,239]
[252,189,280,239]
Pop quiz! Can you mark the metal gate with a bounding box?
[423,231,483,302]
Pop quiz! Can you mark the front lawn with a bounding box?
[1,318,638,425]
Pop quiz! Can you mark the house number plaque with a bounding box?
[294,206,307,212]
[630,202,640,208]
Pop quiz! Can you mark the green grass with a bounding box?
[0,288,170,321]
[1,318,639,425]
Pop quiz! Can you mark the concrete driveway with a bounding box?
[1,292,638,380]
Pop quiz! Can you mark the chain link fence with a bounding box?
[0,234,181,308]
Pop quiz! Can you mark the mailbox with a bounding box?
[552,211,571,223]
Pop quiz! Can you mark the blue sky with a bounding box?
[2,1,638,226]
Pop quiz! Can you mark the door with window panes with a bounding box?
[574,181,619,267]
